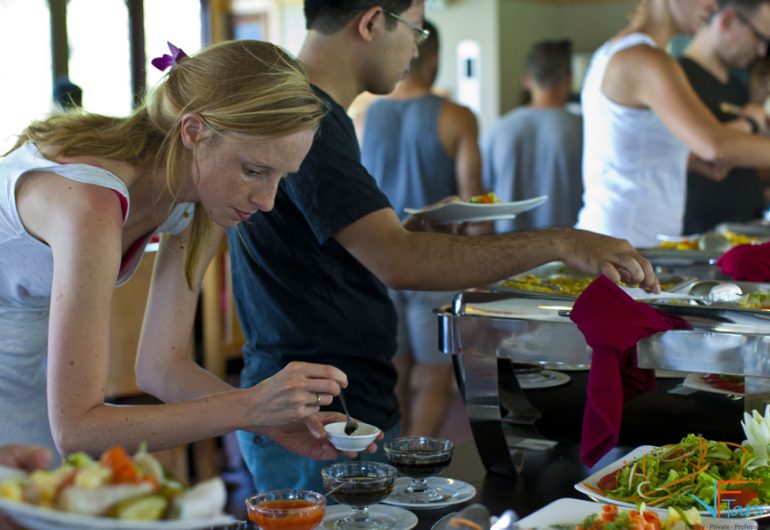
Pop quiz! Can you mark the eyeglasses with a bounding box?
[735,10,770,48]
[384,10,430,45]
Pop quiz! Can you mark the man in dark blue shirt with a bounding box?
[230,0,659,493]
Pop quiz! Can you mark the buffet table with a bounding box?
[413,372,747,528]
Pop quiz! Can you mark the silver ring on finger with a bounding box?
[316,393,321,406]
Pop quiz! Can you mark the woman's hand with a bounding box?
[244,362,348,428]
[263,412,382,460]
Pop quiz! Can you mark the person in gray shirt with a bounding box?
[482,39,583,232]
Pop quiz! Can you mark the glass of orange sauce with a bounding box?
[246,489,326,530]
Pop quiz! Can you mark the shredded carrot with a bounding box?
[448,517,483,530]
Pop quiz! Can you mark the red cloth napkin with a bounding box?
[716,241,770,282]
[570,276,690,467]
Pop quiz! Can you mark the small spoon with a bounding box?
[324,478,354,498]
[338,392,358,435]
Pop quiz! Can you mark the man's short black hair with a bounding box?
[526,39,572,88]
[304,0,416,33]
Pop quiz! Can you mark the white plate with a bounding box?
[516,370,570,390]
[0,497,233,530]
[320,503,417,530]
[517,498,757,529]
[574,446,770,519]
[682,373,744,396]
[382,477,476,509]
[404,195,548,224]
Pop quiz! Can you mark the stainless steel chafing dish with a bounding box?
[437,263,770,475]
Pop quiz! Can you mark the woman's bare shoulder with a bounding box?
[604,43,681,106]
[16,172,124,244]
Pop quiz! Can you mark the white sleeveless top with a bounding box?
[0,142,194,457]
[575,33,690,247]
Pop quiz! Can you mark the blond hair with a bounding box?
[12,40,327,286]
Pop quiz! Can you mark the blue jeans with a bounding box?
[237,424,401,495]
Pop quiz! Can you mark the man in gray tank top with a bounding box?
[482,39,584,233]
[356,20,485,437]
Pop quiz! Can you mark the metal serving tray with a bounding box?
[494,262,694,301]
[716,221,770,237]
[639,247,722,266]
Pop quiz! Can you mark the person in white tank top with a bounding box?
[576,0,770,247]
[0,40,369,462]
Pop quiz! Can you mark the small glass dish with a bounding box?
[321,461,396,530]
[245,489,325,530]
[384,436,454,504]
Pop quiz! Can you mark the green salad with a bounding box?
[592,434,770,511]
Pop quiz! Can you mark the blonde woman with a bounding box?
[0,40,364,460]
[576,0,770,247]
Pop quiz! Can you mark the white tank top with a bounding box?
[575,33,690,247]
[0,142,193,456]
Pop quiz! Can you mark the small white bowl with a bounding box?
[324,421,381,452]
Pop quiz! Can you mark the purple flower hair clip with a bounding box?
[151,42,188,72]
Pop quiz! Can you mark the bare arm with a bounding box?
[439,102,484,199]
[605,44,770,166]
[336,208,657,291]
[23,176,346,456]
[135,226,232,402]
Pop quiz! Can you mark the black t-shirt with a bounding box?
[228,86,400,429]
[679,57,764,234]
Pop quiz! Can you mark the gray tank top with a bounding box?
[361,95,456,220]
[0,142,193,457]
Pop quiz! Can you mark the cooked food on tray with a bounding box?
[658,231,761,251]
[0,444,225,521]
[501,274,684,298]
[738,290,770,309]
[701,374,745,394]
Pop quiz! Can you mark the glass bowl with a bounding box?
[383,436,454,503]
[245,489,325,530]
[321,461,396,530]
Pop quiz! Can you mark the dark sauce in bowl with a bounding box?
[325,476,394,507]
[387,451,453,479]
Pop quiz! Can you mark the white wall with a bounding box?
[429,0,632,133]
[427,0,500,134]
